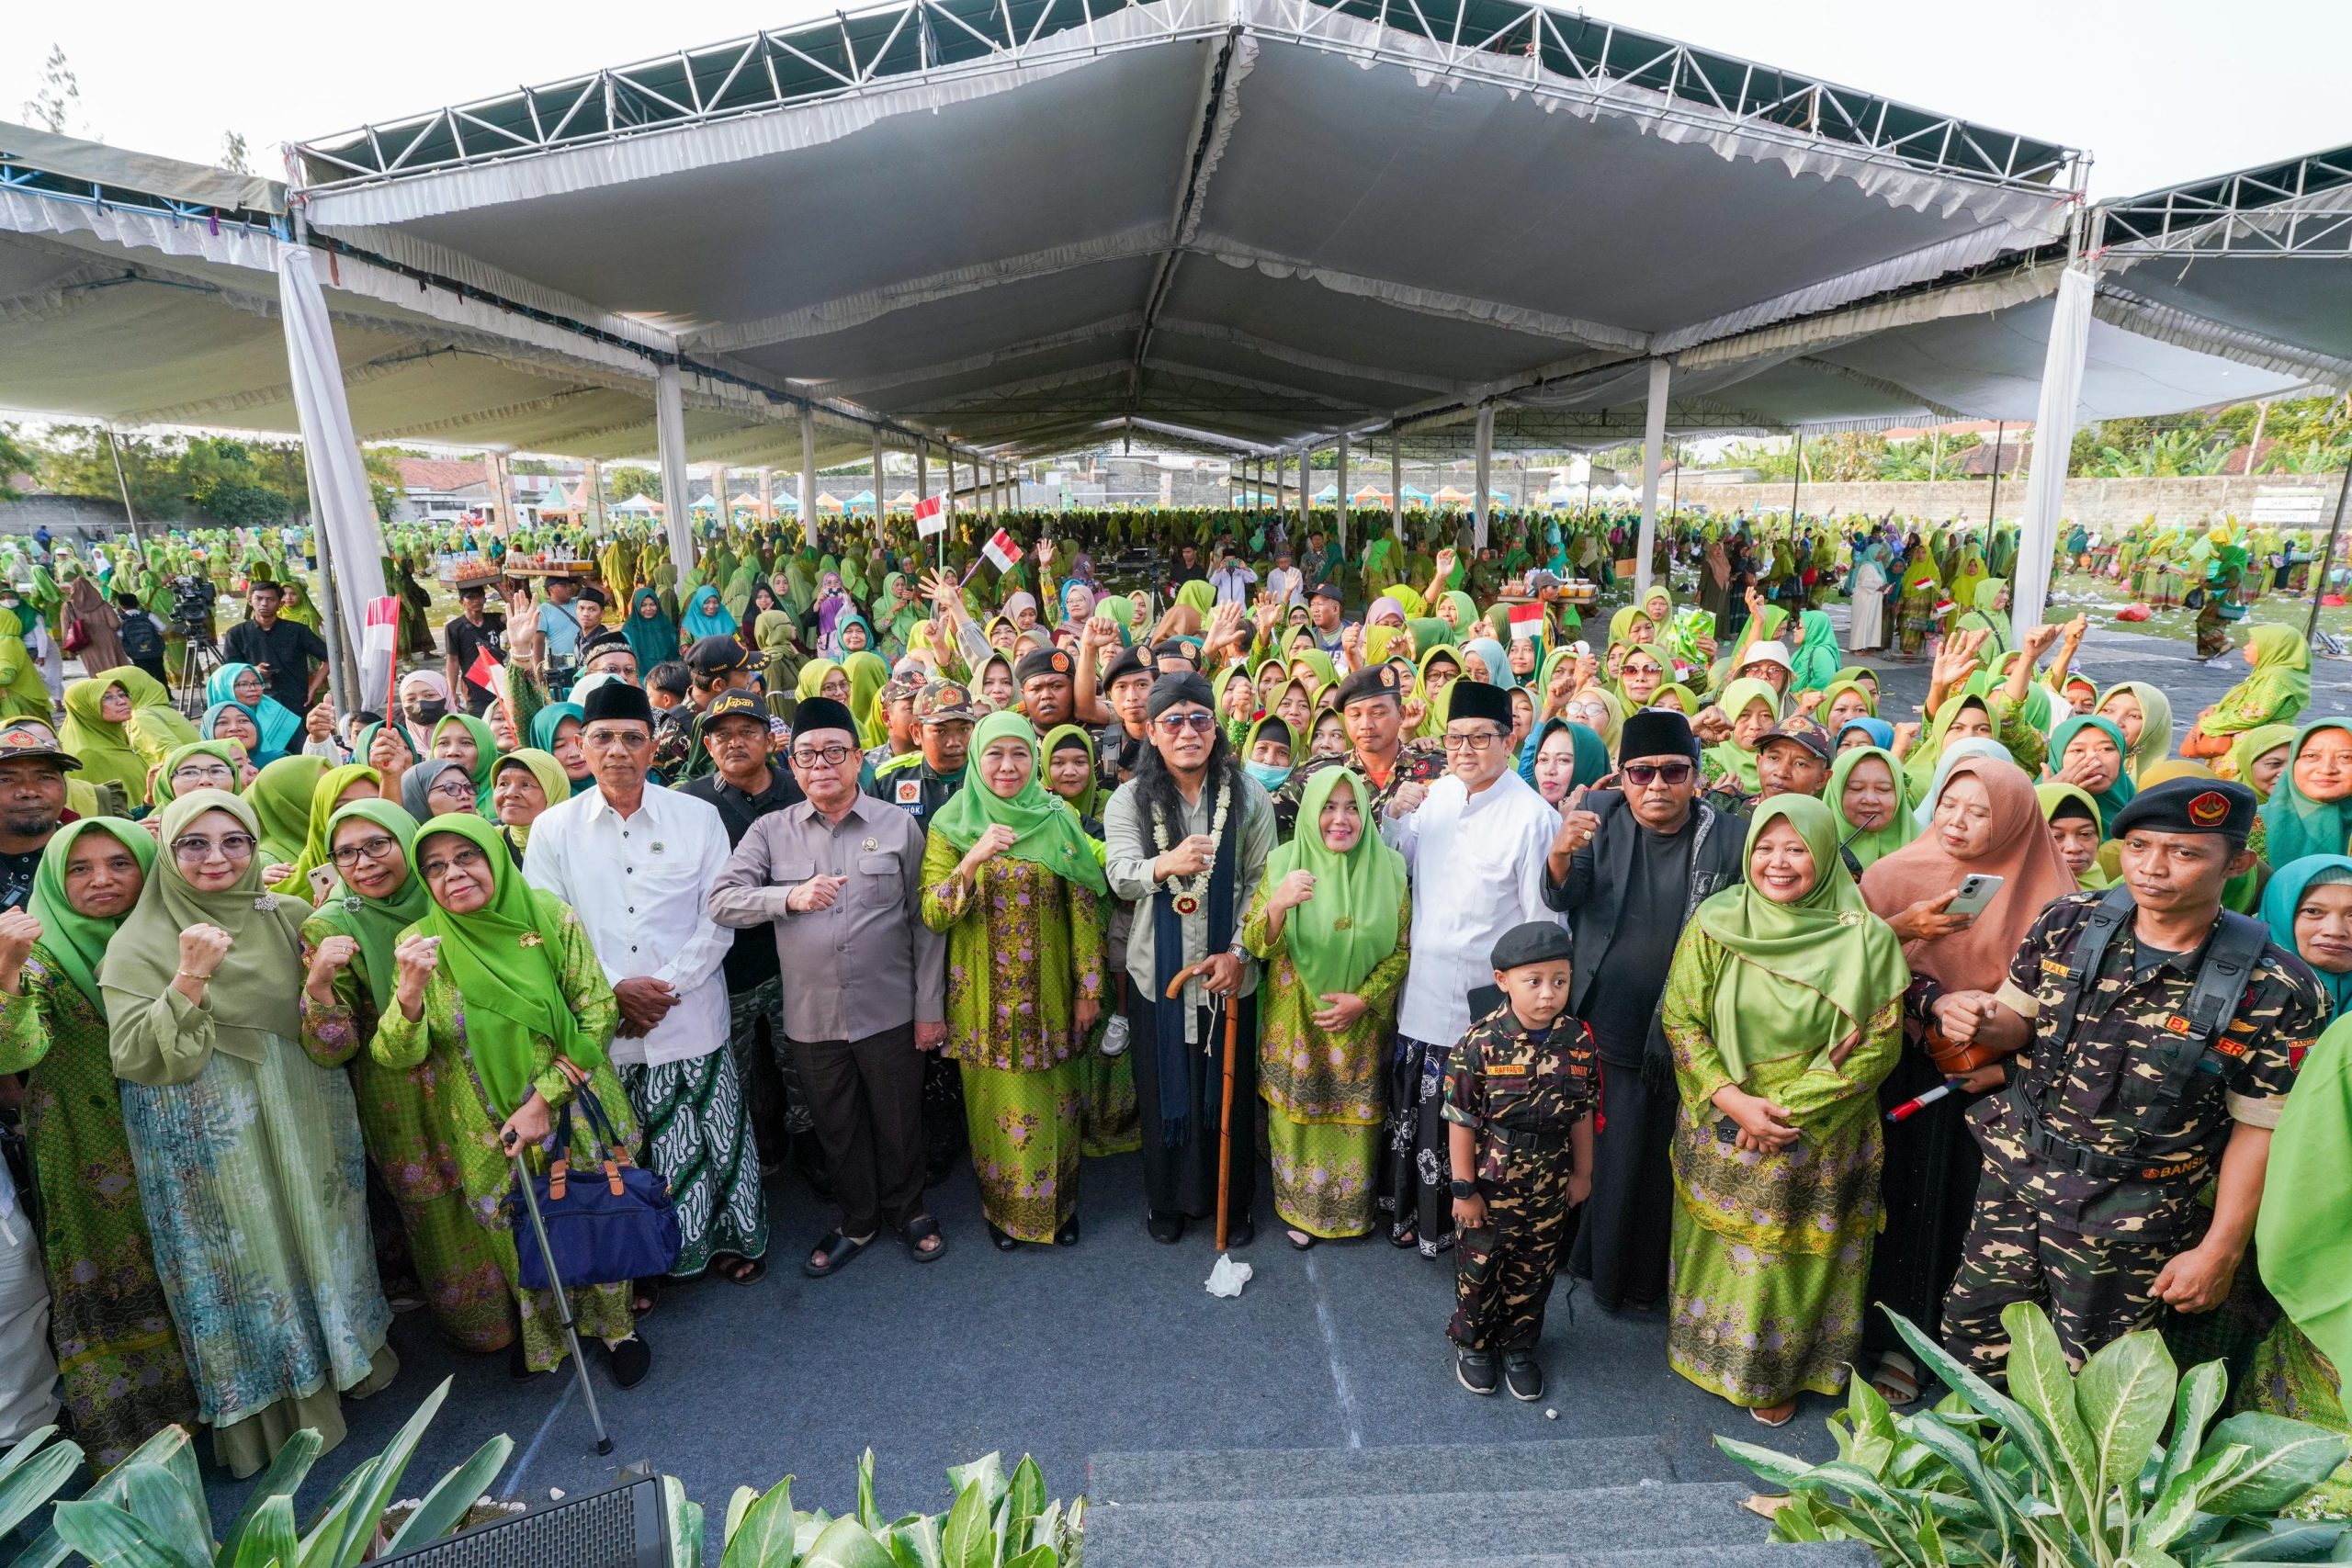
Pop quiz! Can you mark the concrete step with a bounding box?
[1082,1480,1765,1568]
[1086,1437,1676,1505]
[1287,1547,1877,1568]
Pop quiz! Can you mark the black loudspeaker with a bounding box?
[369,1477,674,1568]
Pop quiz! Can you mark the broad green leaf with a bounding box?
[1001,1548,1056,1568]
[2188,1517,2352,1562]
[1787,1459,1915,1519]
[2116,1550,2185,1568]
[50,1498,204,1568]
[231,1494,300,1568]
[297,1460,374,1568]
[1713,1435,1815,1491]
[0,1441,81,1542]
[2199,1414,2352,1517]
[801,1517,897,1568]
[8,1427,162,1568]
[1849,1373,1899,1446]
[2154,1361,2228,1500]
[939,1483,993,1568]
[385,1434,514,1554]
[2001,1301,2099,1517]
[2075,1329,2177,1506]
[942,1454,1005,1513]
[220,1428,323,1561]
[722,1485,762,1546]
[115,1459,211,1568]
[1886,1306,2064,1484]
[2142,1441,2247,1551]
[0,1428,62,1488]
[1023,1500,1061,1556]
[721,1475,797,1568]
[324,1375,453,1568]
[858,1449,881,1532]
[795,1512,831,1559]
[1004,1457,1046,1532]
[662,1476,706,1568]
[1895,1411,2022,1553]
[141,1423,204,1540]
[884,1512,943,1568]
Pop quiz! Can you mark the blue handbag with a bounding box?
[509,1078,681,1292]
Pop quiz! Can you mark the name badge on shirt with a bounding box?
[1487,1063,1529,1078]
[650,841,666,854]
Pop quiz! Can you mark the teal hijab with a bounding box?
[2046,716,2137,835]
[2264,722,2352,866]
[2261,854,2352,1019]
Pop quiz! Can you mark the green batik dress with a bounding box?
[368,906,638,1371]
[0,953,198,1469]
[299,915,514,1354]
[1662,928,1903,1408]
[920,835,1104,1242]
[1242,886,1412,1238]
[1079,828,1139,1157]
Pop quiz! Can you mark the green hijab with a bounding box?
[408,813,606,1116]
[927,711,1107,895]
[248,754,331,867]
[100,790,311,1077]
[1260,767,1408,998]
[304,800,430,1012]
[1690,795,1908,1085]
[2097,681,2175,783]
[430,712,501,798]
[2228,722,2299,802]
[2206,623,2312,737]
[152,740,243,807]
[2036,782,2113,890]
[2263,721,2352,866]
[1826,746,1917,870]
[528,704,593,793]
[1705,677,1780,794]
[796,659,845,702]
[2046,716,2136,833]
[59,678,151,807]
[28,818,157,1011]
[2257,1008,2352,1382]
[282,762,382,894]
[844,650,890,750]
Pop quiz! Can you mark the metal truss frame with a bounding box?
[290,0,2076,195]
[0,153,285,238]
[2100,144,2352,258]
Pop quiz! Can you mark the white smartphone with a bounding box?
[1947,874,2006,919]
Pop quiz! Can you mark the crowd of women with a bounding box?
[0,502,2346,1511]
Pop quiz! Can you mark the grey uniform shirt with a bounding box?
[707,794,944,1042]
[1102,770,1276,1042]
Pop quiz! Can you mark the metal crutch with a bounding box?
[506,1132,615,1456]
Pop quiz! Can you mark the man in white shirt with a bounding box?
[1207,539,1258,607]
[525,681,770,1292]
[1379,677,1564,1258]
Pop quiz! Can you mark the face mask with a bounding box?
[408,699,447,725]
[1244,761,1291,789]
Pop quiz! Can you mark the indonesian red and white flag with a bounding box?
[465,645,507,699]
[912,494,946,538]
[1507,603,1545,640]
[981,528,1021,572]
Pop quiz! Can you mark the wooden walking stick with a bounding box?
[1164,959,1243,1251]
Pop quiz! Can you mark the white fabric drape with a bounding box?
[654,366,695,572]
[2015,266,2094,636]
[1635,358,1672,597]
[274,243,392,705]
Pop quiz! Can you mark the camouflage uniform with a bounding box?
[1273,739,1446,840]
[1442,1005,1599,1352]
[1942,891,2322,1376]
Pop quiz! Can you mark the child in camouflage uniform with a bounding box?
[1443,920,1597,1401]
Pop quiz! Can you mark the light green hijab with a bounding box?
[1257,767,1407,999]
[1705,677,1780,795]
[2097,681,2175,783]
[1826,746,1916,871]
[1690,794,1908,1086]
[927,711,1107,895]
[28,818,157,1011]
[151,740,243,807]
[2258,1010,2352,1384]
[2205,623,2312,737]
[303,799,430,1012]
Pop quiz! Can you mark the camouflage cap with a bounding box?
[915,680,978,725]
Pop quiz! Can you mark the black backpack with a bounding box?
[118,612,163,662]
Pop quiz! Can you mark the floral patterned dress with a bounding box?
[356,906,638,1371]
[1242,886,1412,1237]
[1661,927,1902,1408]
[300,912,512,1353]
[920,833,1104,1242]
[0,953,198,1469]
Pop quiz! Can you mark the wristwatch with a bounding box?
[1449,1178,1477,1200]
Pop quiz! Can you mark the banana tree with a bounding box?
[1718,1303,2351,1568]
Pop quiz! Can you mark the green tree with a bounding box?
[0,425,38,502]
[607,466,662,502]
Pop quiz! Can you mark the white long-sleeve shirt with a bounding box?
[524,781,734,1067]
[1383,768,1566,1046]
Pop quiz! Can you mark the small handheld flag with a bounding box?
[1507,603,1545,641]
[912,495,946,538]
[981,528,1021,573]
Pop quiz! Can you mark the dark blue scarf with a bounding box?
[1150,785,1238,1149]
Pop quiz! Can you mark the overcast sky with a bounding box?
[7,0,2346,199]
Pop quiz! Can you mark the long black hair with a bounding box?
[1132,716,1238,842]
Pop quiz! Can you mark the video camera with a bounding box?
[167,573,219,638]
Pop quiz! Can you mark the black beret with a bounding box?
[1334,662,1407,709]
[1620,707,1699,762]
[580,679,654,728]
[1490,920,1573,972]
[686,635,753,674]
[1444,679,1512,729]
[1100,646,1152,689]
[792,696,858,741]
[1148,671,1215,720]
[2109,777,2256,840]
[1014,648,1076,685]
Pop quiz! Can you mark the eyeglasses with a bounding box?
[426,777,475,801]
[1622,761,1696,787]
[423,846,492,878]
[172,831,256,863]
[170,763,236,787]
[1155,712,1217,734]
[330,834,401,869]
[1441,729,1507,752]
[791,744,857,768]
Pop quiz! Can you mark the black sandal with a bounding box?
[1147,1212,1185,1245]
[713,1254,766,1285]
[802,1230,873,1278]
[905,1216,948,1263]
[988,1223,1020,1252]
[630,1276,662,1315]
[1055,1215,1080,1247]
[1287,1228,1316,1250]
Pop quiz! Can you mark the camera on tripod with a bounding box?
[167,574,218,637]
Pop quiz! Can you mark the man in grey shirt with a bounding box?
[1103,672,1275,1247]
[708,696,948,1277]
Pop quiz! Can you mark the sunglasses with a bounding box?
[1622,761,1695,787]
[1155,712,1217,734]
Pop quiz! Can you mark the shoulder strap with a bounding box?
[2050,887,2137,1045]
[2125,909,2270,1117]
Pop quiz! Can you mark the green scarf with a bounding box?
[152,740,243,807]
[2258,1010,2352,1383]
[2263,721,2352,866]
[2228,722,2299,801]
[99,791,311,1077]
[1826,746,1916,870]
[2097,681,2175,784]
[59,679,151,807]
[409,813,606,1116]
[1705,677,1780,795]
[1690,795,1908,1085]
[248,755,330,867]
[928,711,1107,895]
[2207,624,2312,737]
[1258,768,1407,999]
[2047,716,2136,833]
[282,762,382,894]
[306,800,431,1012]
[2036,783,2113,889]
[28,818,156,1010]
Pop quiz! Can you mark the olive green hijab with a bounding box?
[304,799,430,1012]
[928,711,1107,896]
[28,818,156,1011]
[1257,767,1407,999]
[1826,746,1916,871]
